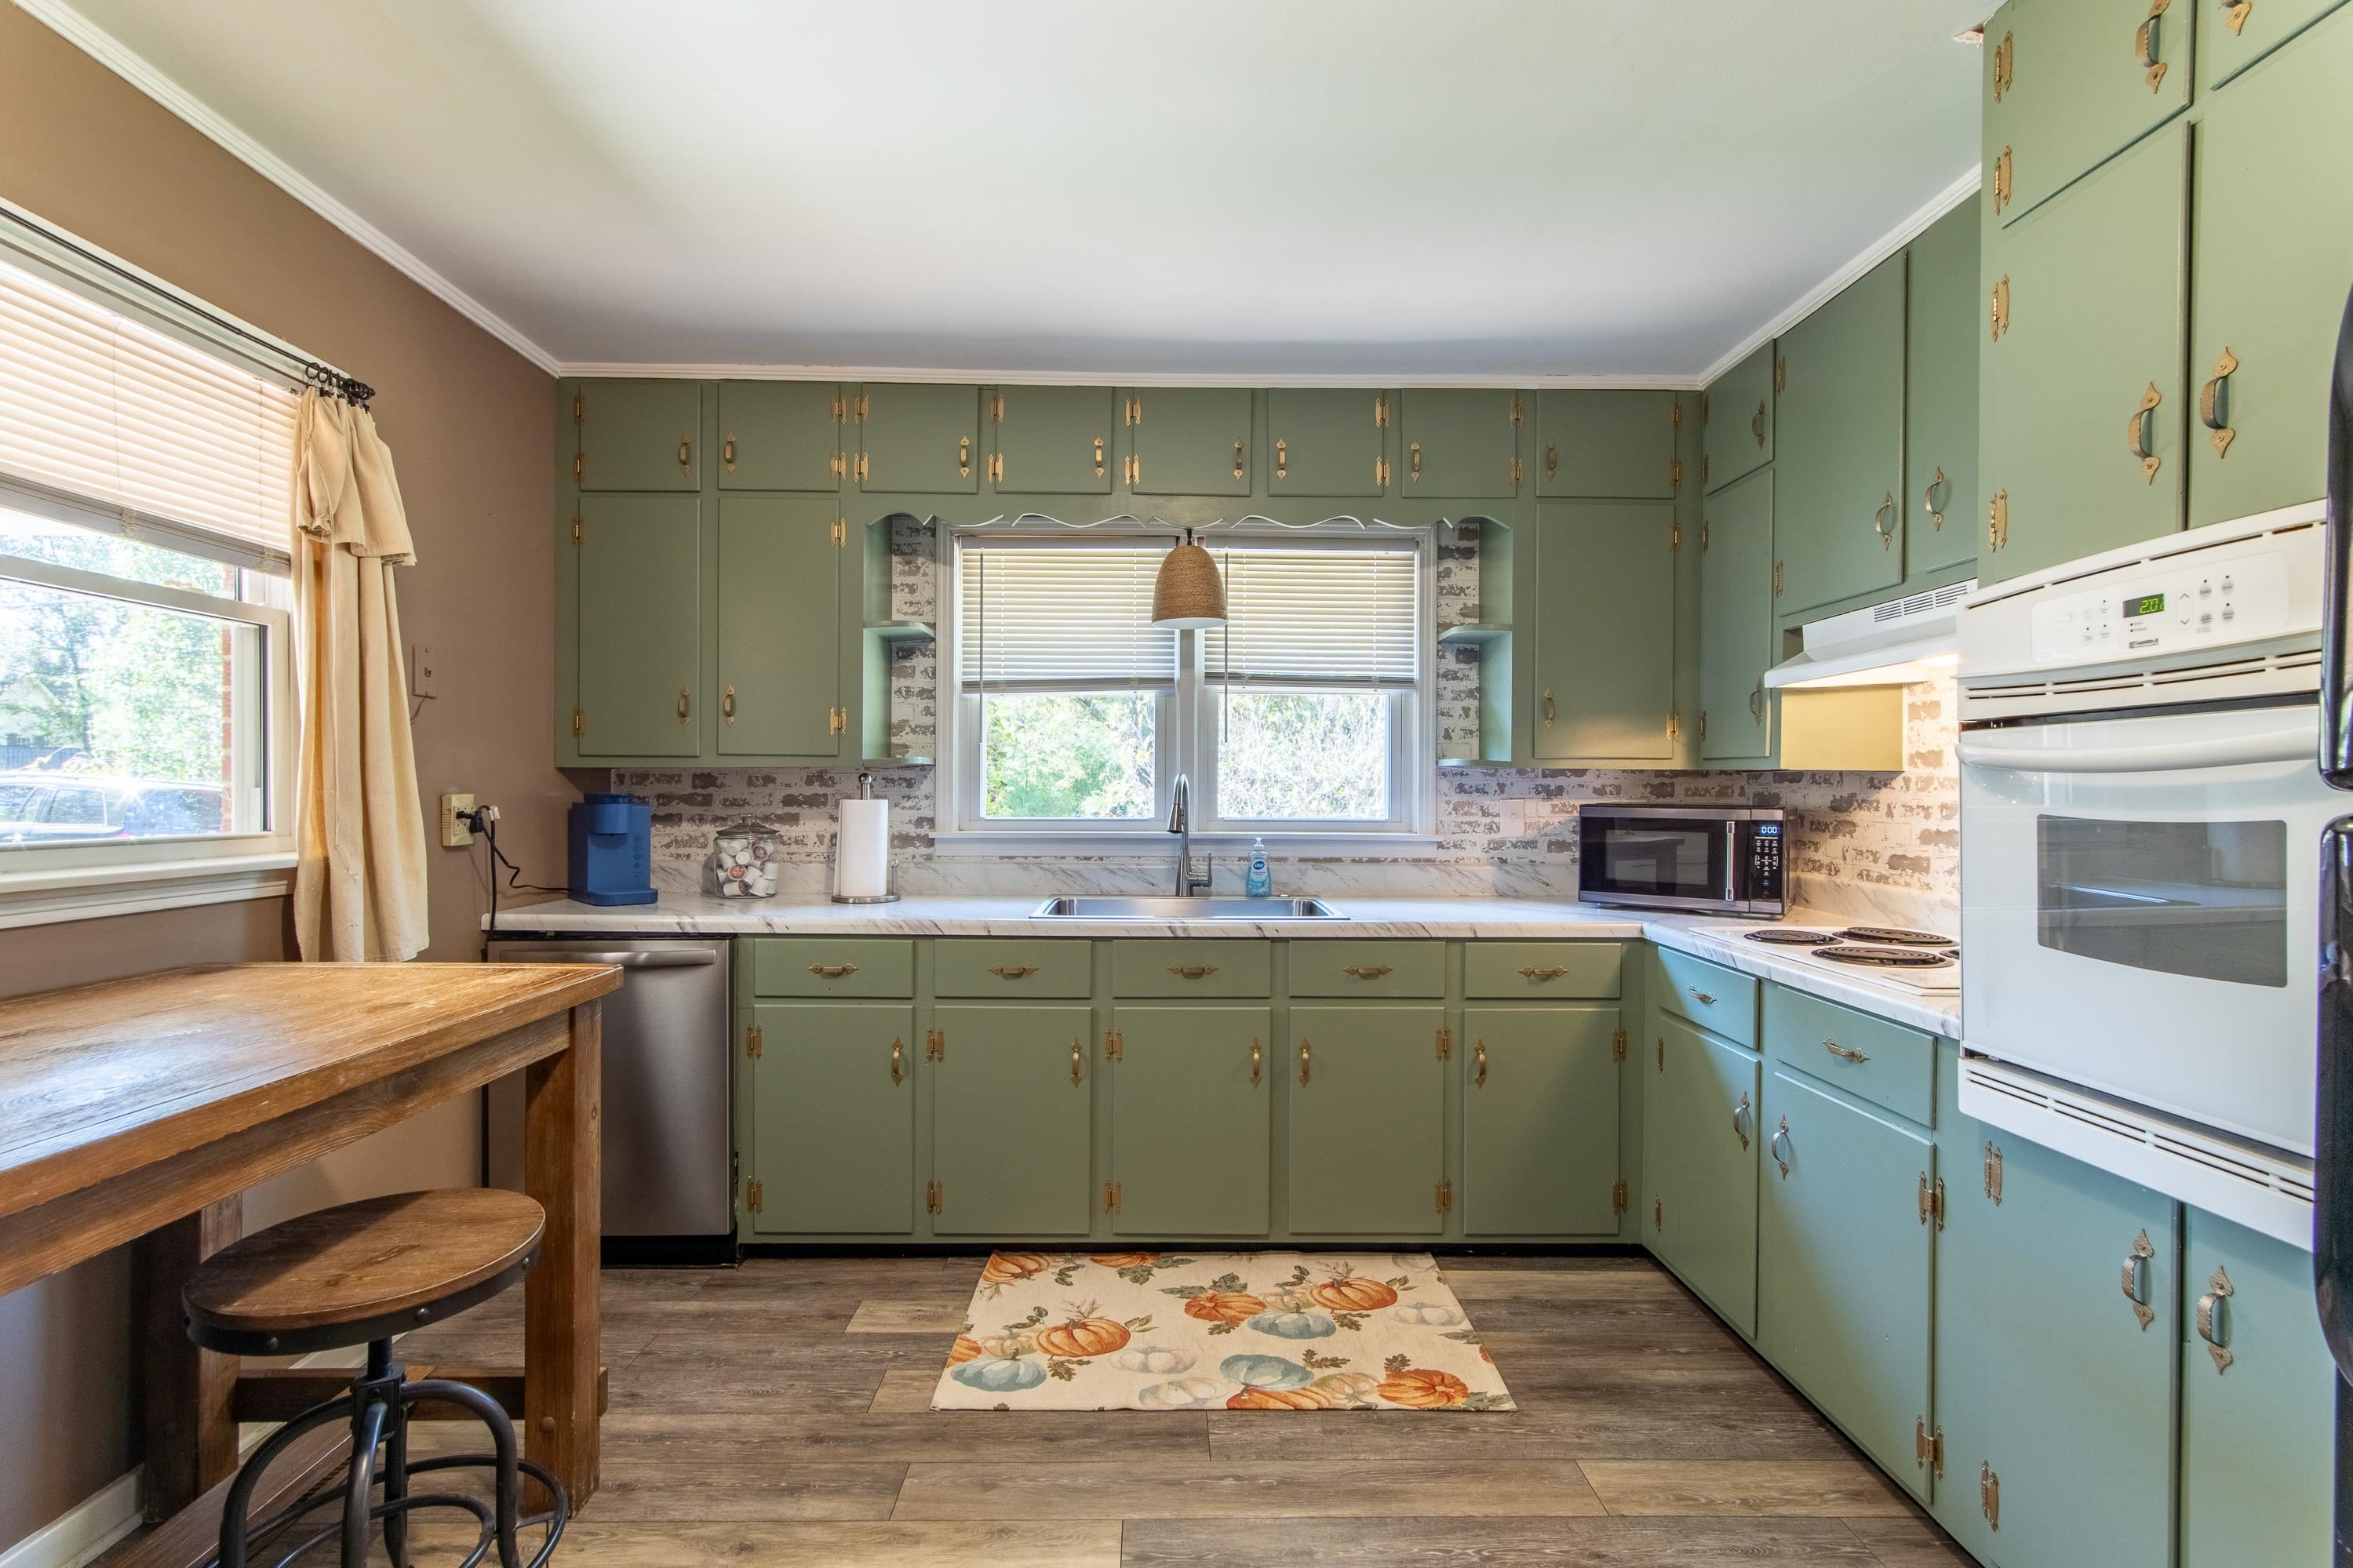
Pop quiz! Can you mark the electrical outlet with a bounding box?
[439,792,475,847]
[410,643,438,700]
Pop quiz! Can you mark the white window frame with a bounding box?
[936,523,1437,856]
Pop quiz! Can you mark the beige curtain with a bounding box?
[291,387,429,961]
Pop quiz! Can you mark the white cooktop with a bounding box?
[1688,921,1962,995]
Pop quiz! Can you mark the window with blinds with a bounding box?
[1207,544,1419,689]
[0,248,298,572]
[958,540,1176,691]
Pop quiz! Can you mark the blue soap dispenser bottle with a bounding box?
[1245,836,1271,898]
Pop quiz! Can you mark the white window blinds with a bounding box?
[959,540,1176,689]
[1208,543,1419,688]
[0,250,298,571]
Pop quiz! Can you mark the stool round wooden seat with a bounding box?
[187,1190,565,1568]
[186,1188,545,1357]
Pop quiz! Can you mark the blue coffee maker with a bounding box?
[567,792,655,905]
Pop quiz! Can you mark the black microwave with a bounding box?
[1576,804,1787,916]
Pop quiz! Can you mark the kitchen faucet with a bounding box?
[1167,773,1211,898]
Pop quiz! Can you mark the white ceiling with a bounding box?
[27,1,1988,383]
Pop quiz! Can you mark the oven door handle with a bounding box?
[1957,717,2318,776]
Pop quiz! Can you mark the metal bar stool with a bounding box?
[182,1189,569,1568]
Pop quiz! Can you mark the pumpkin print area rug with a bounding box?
[931,1251,1513,1411]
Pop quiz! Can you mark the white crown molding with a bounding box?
[16,0,563,376]
[1694,164,1983,387]
[555,363,1705,389]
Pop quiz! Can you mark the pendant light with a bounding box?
[1152,527,1226,628]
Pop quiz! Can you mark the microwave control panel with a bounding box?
[2028,544,2293,665]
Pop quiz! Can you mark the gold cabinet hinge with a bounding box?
[1670,459,1683,491]
[854,452,870,483]
[1670,397,1684,429]
[988,452,1003,486]
[1774,356,1787,394]
[1124,395,1140,426]
[1611,1028,1627,1062]
[1612,1180,1628,1213]
[1653,1195,1664,1230]
[1980,1464,2001,1530]
[854,392,869,422]
[831,391,845,423]
[745,1024,763,1059]
[1699,521,1710,551]
[1375,454,1390,488]
[1374,392,1389,428]
[1983,1141,2005,1203]
[829,451,844,480]
[1436,1027,1452,1060]
[1918,1173,1946,1229]
[745,1179,763,1213]
[1104,1030,1124,1061]
[1992,28,2013,97]
[927,1179,942,1214]
[1699,393,1710,426]
[1988,490,2009,551]
[1916,1419,1944,1477]
[572,450,584,481]
[991,390,1004,424]
[570,708,584,737]
[1510,392,1524,426]
[1126,453,1140,486]
[1698,711,1708,740]
[570,515,582,545]
[1773,560,1785,597]
[571,392,585,426]
[1436,1179,1452,1213]
[1992,146,2013,216]
[1667,710,1681,742]
[1991,275,2011,340]
[1103,1179,1121,1213]
[926,1027,945,1061]
[830,516,846,546]
[828,706,847,737]
[1668,521,1682,552]
[1509,455,1523,488]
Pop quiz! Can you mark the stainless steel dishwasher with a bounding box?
[485,937,734,1264]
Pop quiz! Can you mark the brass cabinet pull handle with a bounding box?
[1519,966,1569,980]
[957,435,971,475]
[2127,382,2164,482]
[2121,1229,2158,1330]
[1924,465,1947,530]
[1873,489,1897,548]
[808,963,859,978]
[722,684,737,725]
[677,688,691,724]
[2136,0,2171,90]
[1542,688,1557,728]
[2196,1266,2235,1373]
[2201,347,2239,457]
[2221,0,2252,35]
[1251,1036,1262,1088]
[1473,1039,1488,1087]
[1168,964,1218,979]
[1732,1091,1751,1151]
[1071,1039,1083,1087]
[1769,1116,1790,1179]
[1299,1037,1311,1085]
[723,433,737,472]
[988,965,1038,978]
[1688,987,1716,1006]
[1274,438,1288,479]
[890,1036,905,1086]
[1233,438,1245,479]
[1824,1039,1870,1063]
[1093,435,1105,477]
[677,438,692,473]
[1409,441,1422,482]
[1752,401,1767,447]
[1342,964,1393,979]
[1748,679,1765,722]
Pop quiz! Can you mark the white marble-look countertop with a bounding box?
[489,893,1961,1036]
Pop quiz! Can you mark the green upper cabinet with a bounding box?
[1287,1004,1446,1235]
[1699,467,1776,765]
[1644,1011,1761,1338]
[2203,0,2348,88]
[1267,388,1390,498]
[2189,6,2353,528]
[1773,253,1907,616]
[1982,125,2187,584]
[989,385,1114,496]
[1461,1005,1622,1237]
[1537,389,1680,500]
[1530,500,1677,762]
[1703,343,1775,493]
[716,380,841,491]
[1903,202,1981,580]
[1399,388,1520,500]
[1984,0,2191,228]
[716,496,840,759]
[2179,1209,2337,1567]
[1110,1005,1273,1237]
[745,1001,916,1236]
[930,1003,1095,1236]
[574,493,701,759]
[1125,387,1251,497]
[574,379,702,493]
[854,382,980,493]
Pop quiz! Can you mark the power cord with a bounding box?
[461,804,566,959]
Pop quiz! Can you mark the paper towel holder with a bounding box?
[831,771,901,904]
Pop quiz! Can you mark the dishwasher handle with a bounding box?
[492,947,719,968]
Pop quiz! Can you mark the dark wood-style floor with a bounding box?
[370,1253,1972,1566]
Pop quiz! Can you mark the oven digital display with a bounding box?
[2121,591,2165,617]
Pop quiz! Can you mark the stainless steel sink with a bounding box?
[1031,896,1346,921]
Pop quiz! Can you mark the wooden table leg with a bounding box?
[523,999,601,1509]
[137,1195,242,1523]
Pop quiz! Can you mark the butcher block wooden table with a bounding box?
[0,961,619,1557]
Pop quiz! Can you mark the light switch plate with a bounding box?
[410,643,438,699]
[439,792,475,847]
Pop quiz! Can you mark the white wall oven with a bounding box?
[1957,507,2326,1246]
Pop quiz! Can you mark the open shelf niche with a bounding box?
[1434,515,1517,766]
[858,515,936,766]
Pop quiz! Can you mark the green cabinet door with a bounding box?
[1127,387,1251,497]
[716,496,840,759]
[990,385,1114,496]
[1268,388,1388,498]
[1757,1066,1932,1499]
[1531,500,1676,762]
[2204,0,2348,88]
[1773,253,1907,615]
[2180,1210,2336,1566]
[574,379,702,493]
[1931,1047,2176,1567]
[1982,126,2187,584]
[1111,1006,1273,1236]
[1986,0,2191,227]
[1400,389,1519,500]
[2189,7,2353,528]
[1461,1005,1621,1236]
[1536,389,1679,500]
[716,380,841,491]
[1904,202,1981,580]
[575,493,701,758]
[931,1004,1095,1235]
[1699,468,1776,765]
[1703,343,1775,493]
[747,1002,915,1235]
[1644,1012,1761,1337]
[856,383,979,493]
[1288,1004,1446,1234]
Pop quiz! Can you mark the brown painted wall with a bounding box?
[0,6,560,1544]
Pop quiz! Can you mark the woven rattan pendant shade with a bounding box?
[1151,529,1227,627]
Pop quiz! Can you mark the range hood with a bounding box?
[1763,579,1976,689]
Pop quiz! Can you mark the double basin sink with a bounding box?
[1030,896,1346,921]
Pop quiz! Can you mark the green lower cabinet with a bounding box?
[1461,1006,1621,1237]
[1529,500,1677,762]
[1288,1004,1447,1235]
[745,1002,915,1235]
[574,493,701,759]
[1698,467,1776,765]
[1757,1064,1932,1499]
[716,495,840,759]
[1110,1006,1273,1237]
[1931,1044,2175,1568]
[2179,1209,2336,1566]
[929,1004,1095,1235]
[1644,1011,1761,1337]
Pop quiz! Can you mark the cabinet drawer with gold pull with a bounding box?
[1652,947,1756,1046]
[1465,943,1623,999]
[1290,941,1444,997]
[1111,940,1270,997]
[749,937,914,996]
[934,939,1091,997]
[1765,982,1932,1124]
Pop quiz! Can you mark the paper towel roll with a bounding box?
[835,799,891,897]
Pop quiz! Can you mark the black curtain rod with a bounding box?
[0,204,374,407]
